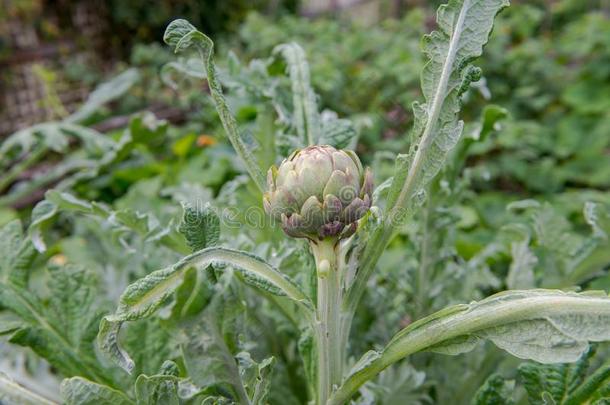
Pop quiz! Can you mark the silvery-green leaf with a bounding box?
[60,377,133,405]
[427,334,479,355]
[330,290,610,404]
[319,114,357,150]
[237,352,275,405]
[0,220,36,288]
[386,0,509,219]
[479,319,587,363]
[35,190,189,255]
[179,282,249,404]
[160,57,206,90]
[274,42,320,146]
[584,201,609,240]
[506,234,537,289]
[163,19,266,191]
[123,319,174,378]
[178,203,220,252]
[297,327,316,398]
[134,374,179,405]
[98,247,312,373]
[0,372,57,405]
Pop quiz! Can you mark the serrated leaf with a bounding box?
[46,264,103,356]
[98,247,311,373]
[274,42,320,146]
[387,0,508,219]
[564,360,610,405]
[472,374,514,405]
[249,356,275,405]
[179,203,220,252]
[60,377,133,405]
[518,349,592,405]
[0,230,113,386]
[123,319,174,378]
[4,264,113,385]
[297,327,316,398]
[331,290,610,404]
[38,190,189,255]
[179,285,249,403]
[0,220,36,288]
[134,374,179,405]
[319,115,357,150]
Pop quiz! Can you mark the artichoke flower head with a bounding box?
[264,145,373,241]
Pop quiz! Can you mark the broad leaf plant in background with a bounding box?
[1,1,610,404]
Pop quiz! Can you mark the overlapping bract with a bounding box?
[264,145,373,240]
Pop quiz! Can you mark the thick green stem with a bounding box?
[311,239,343,405]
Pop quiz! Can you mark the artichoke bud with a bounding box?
[263,145,373,241]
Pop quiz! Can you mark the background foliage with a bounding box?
[0,0,609,404]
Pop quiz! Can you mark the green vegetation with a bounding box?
[0,1,609,404]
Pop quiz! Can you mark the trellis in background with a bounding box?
[0,0,109,136]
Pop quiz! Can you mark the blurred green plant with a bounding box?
[0,1,610,404]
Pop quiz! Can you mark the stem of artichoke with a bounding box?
[311,239,343,405]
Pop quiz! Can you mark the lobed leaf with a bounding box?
[387,0,509,220]
[518,350,592,405]
[0,222,114,386]
[343,0,511,377]
[0,220,36,288]
[330,290,610,404]
[564,360,610,405]
[60,377,133,405]
[30,190,188,254]
[98,247,312,373]
[319,115,357,150]
[134,374,179,405]
[274,42,320,146]
[472,374,515,405]
[178,203,220,252]
[179,287,250,403]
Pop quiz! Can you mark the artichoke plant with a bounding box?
[263,145,373,241]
